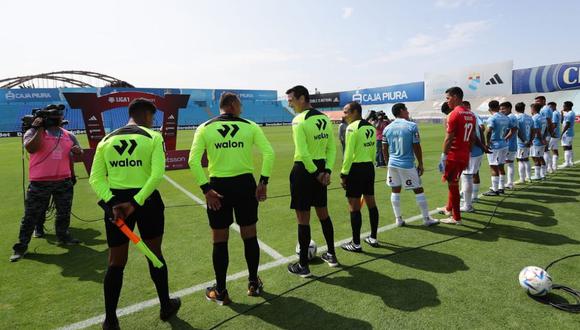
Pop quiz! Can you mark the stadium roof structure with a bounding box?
[0,71,134,89]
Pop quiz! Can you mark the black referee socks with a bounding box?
[243,236,260,282]
[320,217,335,255]
[298,224,311,266]
[147,255,170,308]
[213,241,229,292]
[104,266,124,323]
[350,211,362,245]
[369,207,379,239]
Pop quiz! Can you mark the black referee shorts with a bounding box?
[290,159,327,211]
[105,189,165,248]
[207,174,258,230]
[345,162,375,198]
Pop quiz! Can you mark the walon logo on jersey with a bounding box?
[364,128,375,146]
[315,119,327,131]
[215,124,244,148]
[314,118,329,140]
[110,139,142,167]
[364,128,373,139]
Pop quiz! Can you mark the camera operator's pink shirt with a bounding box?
[29,128,74,181]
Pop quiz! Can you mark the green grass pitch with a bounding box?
[0,123,579,329]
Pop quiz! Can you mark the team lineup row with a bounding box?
[58,85,577,329]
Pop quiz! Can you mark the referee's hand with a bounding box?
[113,202,135,220]
[205,189,224,210]
[317,172,331,187]
[255,183,267,202]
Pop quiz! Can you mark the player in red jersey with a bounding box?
[437,87,476,225]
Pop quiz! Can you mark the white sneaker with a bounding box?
[514,180,525,185]
[460,205,475,213]
[440,217,462,225]
[395,217,405,227]
[530,176,541,181]
[436,207,451,216]
[423,217,439,227]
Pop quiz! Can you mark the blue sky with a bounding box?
[1,0,578,94]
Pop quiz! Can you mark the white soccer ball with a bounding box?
[295,240,317,260]
[518,266,553,296]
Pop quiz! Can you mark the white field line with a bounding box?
[163,174,285,260]
[58,162,578,330]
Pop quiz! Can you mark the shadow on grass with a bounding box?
[168,316,202,330]
[414,215,580,246]
[26,228,107,283]
[474,205,558,227]
[317,265,440,312]
[225,291,373,329]
[361,243,470,274]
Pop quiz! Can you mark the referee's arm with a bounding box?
[89,142,114,203]
[133,134,166,206]
[188,125,210,192]
[253,124,275,182]
[340,127,356,176]
[292,123,318,174]
[325,121,337,173]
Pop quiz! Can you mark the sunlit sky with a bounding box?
[1,0,578,94]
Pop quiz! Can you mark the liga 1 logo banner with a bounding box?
[424,60,513,100]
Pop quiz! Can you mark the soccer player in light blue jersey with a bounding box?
[500,102,518,189]
[483,100,510,196]
[514,102,534,183]
[536,96,555,172]
[548,102,561,171]
[561,101,576,167]
[382,103,439,227]
[530,103,548,180]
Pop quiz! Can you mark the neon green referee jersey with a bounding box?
[89,125,166,206]
[292,109,336,173]
[341,119,376,175]
[188,113,275,190]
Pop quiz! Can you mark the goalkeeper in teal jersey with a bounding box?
[339,102,380,252]
[189,93,274,304]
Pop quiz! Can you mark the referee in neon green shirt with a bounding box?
[89,99,180,329]
[286,85,338,278]
[339,102,380,252]
[189,93,274,305]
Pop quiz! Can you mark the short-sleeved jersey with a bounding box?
[516,113,534,148]
[188,114,275,189]
[563,110,576,137]
[471,113,484,157]
[486,112,510,150]
[383,118,420,169]
[446,106,476,163]
[552,111,562,138]
[507,113,518,152]
[89,125,165,206]
[540,105,554,122]
[341,119,375,175]
[532,113,548,146]
[292,109,336,174]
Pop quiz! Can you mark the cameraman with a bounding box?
[369,111,389,167]
[10,105,83,262]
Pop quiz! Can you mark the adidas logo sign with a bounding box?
[485,73,504,85]
[88,115,97,121]
[168,114,175,120]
